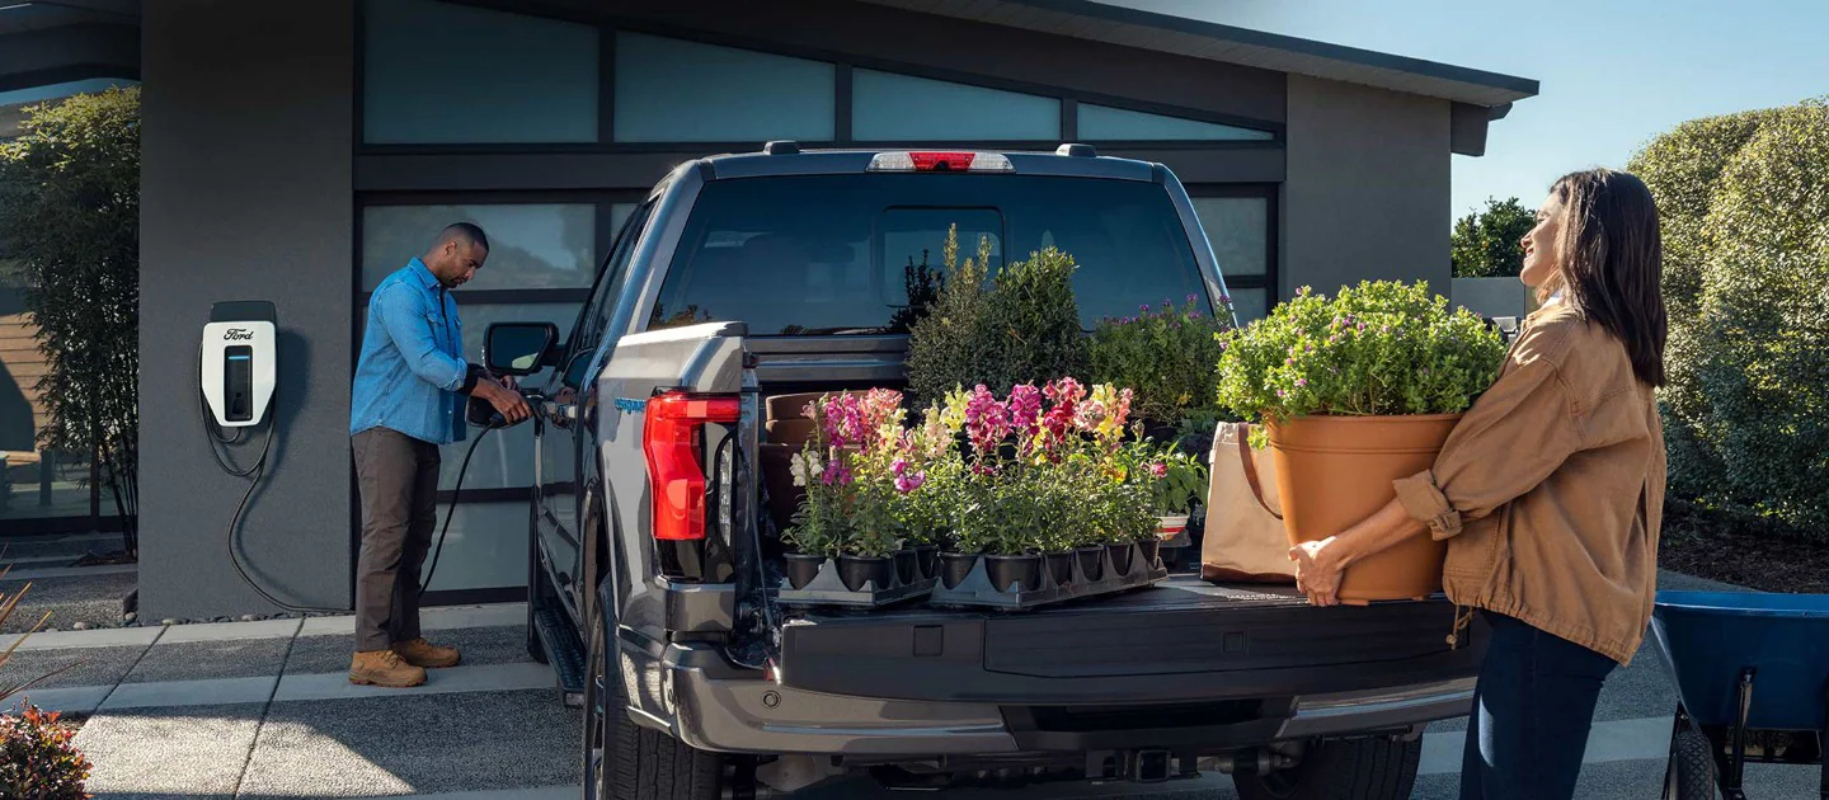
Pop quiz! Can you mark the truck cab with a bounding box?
[483,143,1483,800]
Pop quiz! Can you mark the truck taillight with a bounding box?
[643,391,740,542]
[867,151,1015,173]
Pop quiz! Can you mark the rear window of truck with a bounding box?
[648,174,1210,335]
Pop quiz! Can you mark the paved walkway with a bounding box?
[0,571,1817,798]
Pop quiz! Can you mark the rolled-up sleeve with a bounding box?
[1393,330,1586,541]
[375,284,468,392]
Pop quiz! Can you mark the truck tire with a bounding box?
[583,600,723,800]
[1233,736,1420,800]
[1663,727,1717,800]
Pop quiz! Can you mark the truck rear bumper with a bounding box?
[652,643,1478,756]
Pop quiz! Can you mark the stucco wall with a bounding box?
[138,0,355,619]
[1284,74,1451,301]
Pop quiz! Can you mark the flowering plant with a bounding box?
[1089,294,1232,426]
[1214,280,1506,447]
[782,389,909,559]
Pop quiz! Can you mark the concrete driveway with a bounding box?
[0,570,1816,799]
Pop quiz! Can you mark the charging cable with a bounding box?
[205,344,513,615]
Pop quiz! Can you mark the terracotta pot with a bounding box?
[1045,550,1075,587]
[914,545,940,581]
[1266,414,1459,602]
[1106,543,1135,576]
[1137,539,1161,568]
[892,549,919,585]
[940,552,979,589]
[1075,546,1106,581]
[783,553,825,590]
[837,555,893,592]
[984,554,1043,593]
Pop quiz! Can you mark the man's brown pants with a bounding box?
[352,427,440,653]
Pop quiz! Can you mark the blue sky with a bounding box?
[1107,0,1829,220]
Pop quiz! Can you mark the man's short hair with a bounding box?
[442,222,489,253]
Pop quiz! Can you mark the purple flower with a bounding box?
[1276,389,1288,399]
[1285,357,1295,366]
[895,471,927,494]
[1295,378,1308,387]
[1140,304,1151,313]
[1189,311,1201,319]
[1186,293,1198,304]
[890,457,910,476]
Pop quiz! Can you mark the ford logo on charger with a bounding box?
[223,328,256,341]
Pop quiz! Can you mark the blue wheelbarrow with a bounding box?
[1652,591,1829,799]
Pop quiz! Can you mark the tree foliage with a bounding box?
[1629,99,1829,532]
[0,86,140,555]
[1450,196,1535,278]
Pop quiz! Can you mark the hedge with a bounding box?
[1630,99,1829,531]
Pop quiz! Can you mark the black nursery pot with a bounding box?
[985,554,1044,593]
[1045,551,1075,587]
[1076,546,1106,582]
[1106,542,1135,577]
[783,553,825,590]
[940,552,979,589]
[892,549,919,585]
[1137,539,1162,569]
[837,555,894,592]
[914,545,940,582]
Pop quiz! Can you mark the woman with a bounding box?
[1290,167,1668,800]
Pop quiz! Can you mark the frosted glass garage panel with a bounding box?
[440,302,582,491]
[853,70,1060,141]
[1078,104,1273,141]
[421,501,532,592]
[1223,288,1269,326]
[1191,197,1269,278]
[362,204,598,292]
[614,33,835,143]
[364,0,598,143]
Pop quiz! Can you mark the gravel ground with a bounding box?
[0,570,136,633]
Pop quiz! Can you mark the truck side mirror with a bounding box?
[483,322,559,376]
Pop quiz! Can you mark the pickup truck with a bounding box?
[482,143,1485,800]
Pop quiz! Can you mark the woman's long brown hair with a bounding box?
[1547,168,1668,388]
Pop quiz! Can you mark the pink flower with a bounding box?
[964,384,1011,453]
[1149,462,1168,479]
[894,471,926,494]
[1295,378,1308,387]
[821,458,852,486]
[1008,384,1042,438]
[890,457,910,476]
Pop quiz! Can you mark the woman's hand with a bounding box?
[1290,537,1347,607]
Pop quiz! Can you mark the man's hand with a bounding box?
[1290,537,1346,607]
[476,378,531,425]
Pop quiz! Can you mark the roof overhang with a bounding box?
[0,2,140,93]
[860,0,1538,110]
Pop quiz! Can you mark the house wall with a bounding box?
[137,0,356,619]
[1283,74,1451,300]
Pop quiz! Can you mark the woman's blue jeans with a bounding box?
[1460,610,1618,800]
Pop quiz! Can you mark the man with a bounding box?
[348,222,530,687]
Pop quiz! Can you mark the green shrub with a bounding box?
[1214,280,1505,445]
[904,227,992,403]
[904,229,1089,402]
[1088,295,1231,427]
[1677,100,1829,531]
[1627,108,1780,502]
[0,705,92,799]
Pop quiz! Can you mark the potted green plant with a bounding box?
[1214,280,1506,601]
[1088,293,1232,437]
[782,389,914,592]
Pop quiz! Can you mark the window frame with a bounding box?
[354,0,1285,156]
[1185,183,1278,322]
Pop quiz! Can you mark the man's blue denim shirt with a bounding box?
[350,258,472,445]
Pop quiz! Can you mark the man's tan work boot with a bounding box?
[349,649,427,687]
[392,638,462,669]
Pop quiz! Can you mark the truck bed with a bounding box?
[774,576,1480,706]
